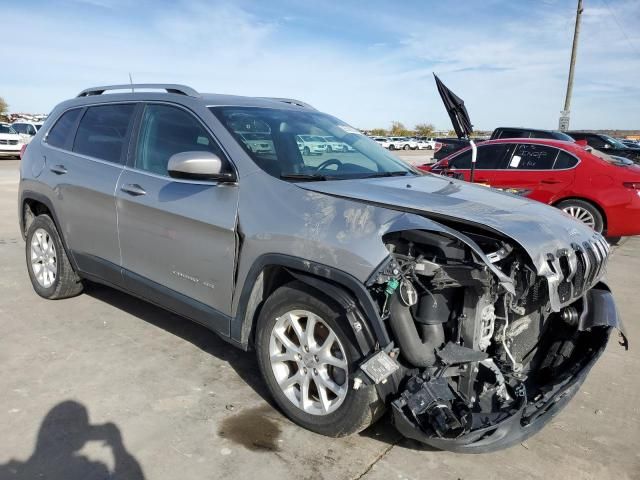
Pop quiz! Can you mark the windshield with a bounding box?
[589,147,633,166]
[602,135,627,149]
[211,107,415,180]
[0,124,17,134]
[553,131,575,142]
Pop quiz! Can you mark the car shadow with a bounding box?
[0,400,145,479]
[84,282,273,404]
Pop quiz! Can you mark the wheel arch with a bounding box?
[552,196,607,231]
[231,254,390,353]
[20,191,78,271]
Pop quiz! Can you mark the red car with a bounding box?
[420,138,640,237]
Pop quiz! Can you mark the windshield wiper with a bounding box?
[280,173,332,181]
[361,171,413,178]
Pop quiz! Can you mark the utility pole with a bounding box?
[559,0,584,131]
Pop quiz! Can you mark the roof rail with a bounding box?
[77,84,200,98]
[259,97,316,110]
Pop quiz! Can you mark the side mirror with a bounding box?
[575,139,588,147]
[167,151,235,182]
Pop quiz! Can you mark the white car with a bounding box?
[11,120,43,144]
[296,135,327,155]
[388,137,417,150]
[239,132,275,154]
[322,136,355,153]
[415,138,436,150]
[372,137,392,149]
[0,123,24,158]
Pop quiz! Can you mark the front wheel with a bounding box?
[403,144,409,150]
[557,199,604,233]
[255,282,383,437]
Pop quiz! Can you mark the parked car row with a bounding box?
[295,135,355,155]
[371,136,437,151]
[421,137,640,238]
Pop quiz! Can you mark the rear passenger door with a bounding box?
[43,103,135,283]
[491,143,577,203]
[116,103,238,331]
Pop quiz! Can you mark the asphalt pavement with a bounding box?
[0,159,638,479]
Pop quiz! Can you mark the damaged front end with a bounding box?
[365,227,626,453]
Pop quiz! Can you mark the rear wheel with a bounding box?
[557,199,604,233]
[256,282,383,437]
[25,215,83,299]
[403,144,409,150]
[389,144,395,150]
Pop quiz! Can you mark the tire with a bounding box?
[402,144,409,150]
[389,144,395,150]
[256,281,383,437]
[303,146,310,156]
[326,146,332,153]
[25,215,83,299]
[556,199,604,233]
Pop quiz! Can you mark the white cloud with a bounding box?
[1,0,638,130]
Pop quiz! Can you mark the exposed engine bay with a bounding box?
[364,228,626,452]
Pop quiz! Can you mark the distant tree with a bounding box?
[0,97,8,122]
[369,128,388,136]
[414,123,435,137]
[447,129,458,137]
[390,121,412,137]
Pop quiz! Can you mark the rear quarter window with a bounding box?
[554,151,579,169]
[46,109,82,150]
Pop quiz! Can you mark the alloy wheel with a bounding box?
[269,309,348,415]
[30,228,57,288]
[563,205,596,229]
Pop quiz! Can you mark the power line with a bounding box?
[599,0,640,57]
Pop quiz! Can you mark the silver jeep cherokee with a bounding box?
[19,84,626,452]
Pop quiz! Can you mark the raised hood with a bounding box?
[296,174,603,273]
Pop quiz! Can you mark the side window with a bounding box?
[475,144,512,169]
[73,104,135,163]
[450,150,471,169]
[27,125,37,135]
[554,151,579,169]
[587,135,606,149]
[529,131,554,139]
[135,104,226,176]
[499,129,529,139]
[12,124,27,134]
[46,109,82,150]
[507,144,559,170]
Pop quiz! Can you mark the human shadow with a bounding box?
[0,400,144,480]
[84,282,272,403]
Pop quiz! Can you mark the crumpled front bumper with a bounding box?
[391,286,626,453]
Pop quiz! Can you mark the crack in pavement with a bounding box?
[351,438,402,480]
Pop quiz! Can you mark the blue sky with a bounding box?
[2,0,639,130]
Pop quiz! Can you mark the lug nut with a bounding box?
[314,355,319,362]
[313,368,318,375]
[304,345,309,352]
[303,368,308,374]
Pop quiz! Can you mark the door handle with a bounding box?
[50,164,67,175]
[541,179,561,184]
[120,184,147,196]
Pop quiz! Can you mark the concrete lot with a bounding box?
[0,158,638,479]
